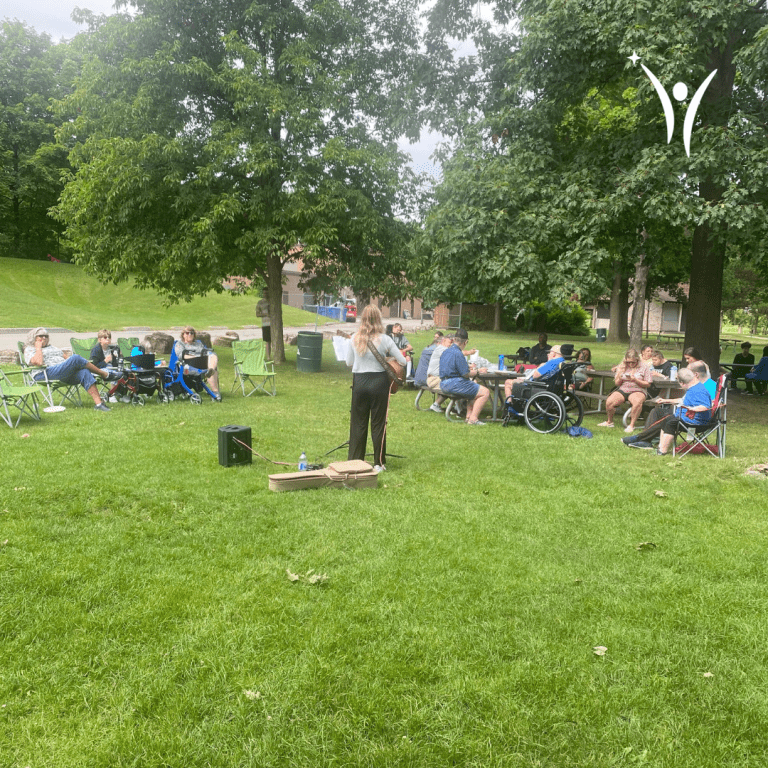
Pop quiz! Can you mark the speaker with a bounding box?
[218,425,252,467]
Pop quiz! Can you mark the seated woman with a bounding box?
[89,329,119,369]
[570,347,595,392]
[745,345,768,396]
[622,367,712,454]
[23,327,117,412]
[174,326,221,399]
[598,348,652,433]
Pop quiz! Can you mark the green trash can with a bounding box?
[297,331,323,372]
[595,328,607,342]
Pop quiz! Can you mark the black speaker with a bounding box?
[218,425,252,467]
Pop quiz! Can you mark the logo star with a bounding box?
[628,51,641,66]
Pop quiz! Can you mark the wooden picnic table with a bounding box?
[574,369,683,415]
[476,370,524,422]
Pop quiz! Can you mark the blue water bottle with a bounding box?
[670,364,677,382]
[498,354,505,371]
[298,451,307,471]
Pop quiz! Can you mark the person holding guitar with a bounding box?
[345,305,407,473]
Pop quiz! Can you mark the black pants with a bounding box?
[348,372,390,466]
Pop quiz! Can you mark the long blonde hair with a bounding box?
[616,348,641,377]
[354,305,384,354]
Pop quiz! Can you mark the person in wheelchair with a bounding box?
[173,326,221,399]
[503,345,564,400]
[622,367,712,454]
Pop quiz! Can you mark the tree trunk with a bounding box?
[494,300,502,331]
[267,250,286,363]
[629,254,649,350]
[607,262,630,343]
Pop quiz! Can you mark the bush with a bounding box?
[513,300,590,336]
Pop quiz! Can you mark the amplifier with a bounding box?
[218,425,252,467]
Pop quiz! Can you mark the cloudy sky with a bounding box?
[4,0,443,180]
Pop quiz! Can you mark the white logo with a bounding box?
[629,52,717,157]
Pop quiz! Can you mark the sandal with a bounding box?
[597,421,614,428]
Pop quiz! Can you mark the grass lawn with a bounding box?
[2,328,768,767]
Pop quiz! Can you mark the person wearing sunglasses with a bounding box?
[173,326,221,400]
[598,348,653,432]
[23,327,117,412]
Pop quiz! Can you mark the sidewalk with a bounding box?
[0,316,432,356]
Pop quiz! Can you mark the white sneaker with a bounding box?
[373,464,386,473]
[429,402,442,413]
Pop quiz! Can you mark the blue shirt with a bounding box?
[534,356,564,379]
[703,378,717,399]
[674,381,712,425]
[439,344,470,380]
[414,343,436,387]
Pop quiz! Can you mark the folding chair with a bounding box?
[0,369,44,427]
[70,337,98,359]
[674,373,728,458]
[16,342,83,408]
[231,339,276,397]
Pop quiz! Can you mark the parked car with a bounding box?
[345,302,357,322]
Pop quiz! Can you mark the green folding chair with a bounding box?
[0,369,44,427]
[70,337,99,360]
[16,341,83,408]
[117,337,140,357]
[231,339,276,397]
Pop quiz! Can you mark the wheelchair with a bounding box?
[163,346,219,404]
[107,353,169,405]
[501,362,584,434]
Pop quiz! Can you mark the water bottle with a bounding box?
[498,354,505,371]
[298,451,307,471]
[670,364,677,381]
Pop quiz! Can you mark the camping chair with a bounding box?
[117,337,140,358]
[231,339,276,397]
[0,369,44,428]
[70,337,99,360]
[16,342,83,408]
[673,373,728,458]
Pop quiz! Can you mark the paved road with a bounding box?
[0,316,433,356]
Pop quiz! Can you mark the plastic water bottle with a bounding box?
[670,364,677,381]
[498,354,505,371]
[298,451,307,471]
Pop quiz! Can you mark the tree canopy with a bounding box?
[54,0,432,361]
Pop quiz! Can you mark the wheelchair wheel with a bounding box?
[562,391,584,428]
[157,392,169,405]
[131,394,146,406]
[190,392,202,405]
[165,390,175,402]
[524,391,565,434]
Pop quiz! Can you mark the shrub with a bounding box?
[512,300,590,336]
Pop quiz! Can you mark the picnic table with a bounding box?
[573,369,684,415]
[476,369,523,422]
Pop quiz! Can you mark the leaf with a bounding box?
[244,689,261,699]
[703,672,714,678]
[593,646,608,656]
[654,490,668,497]
[307,572,328,585]
[636,541,657,551]
[286,569,300,582]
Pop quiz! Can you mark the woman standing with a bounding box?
[345,305,406,473]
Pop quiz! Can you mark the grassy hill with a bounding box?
[0,257,319,331]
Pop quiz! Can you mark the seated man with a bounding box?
[622,367,712,453]
[24,327,117,412]
[425,334,452,412]
[174,326,221,400]
[414,332,444,389]
[438,329,490,425]
[504,344,564,400]
[730,342,755,393]
[528,333,551,366]
[389,323,414,380]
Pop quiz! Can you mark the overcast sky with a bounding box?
[3,0,443,179]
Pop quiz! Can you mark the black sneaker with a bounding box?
[94,403,111,412]
[621,435,637,445]
[628,441,653,450]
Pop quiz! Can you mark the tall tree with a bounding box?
[54,0,430,362]
[0,20,75,259]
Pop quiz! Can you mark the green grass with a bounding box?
[0,257,319,331]
[2,331,768,767]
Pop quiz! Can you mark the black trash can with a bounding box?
[595,328,607,342]
[297,331,323,372]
